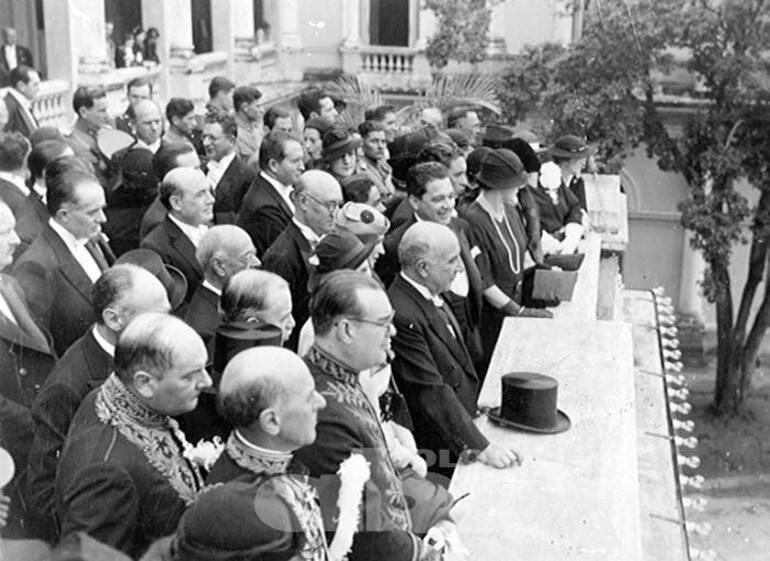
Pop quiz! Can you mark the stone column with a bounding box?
[211,0,252,77]
[486,0,507,56]
[342,0,362,48]
[276,0,302,81]
[43,0,110,84]
[412,5,435,88]
[415,5,437,50]
[142,0,194,98]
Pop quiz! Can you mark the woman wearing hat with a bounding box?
[333,201,391,272]
[464,148,552,367]
[546,134,596,212]
[321,126,361,184]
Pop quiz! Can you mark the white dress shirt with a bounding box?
[201,279,222,297]
[168,214,208,248]
[207,151,236,190]
[261,171,295,214]
[0,292,18,326]
[3,45,17,70]
[400,272,456,337]
[135,138,162,154]
[6,87,35,123]
[292,217,321,248]
[48,218,103,282]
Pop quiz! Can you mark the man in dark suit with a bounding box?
[236,130,305,257]
[379,162,485,373]
[202,112,255,224]
[0,200,56,537]
[15,140,74,256]
[26,264,171,542]
[262,170,342,351]
[139,142,201,240]
[55,313,211,558]
[185,224,259,354]
[389,221,521,477]
[3,65,40,138]
[13,162,114,355]
[141,167,212,302]
[0,28,33,87]
[0,131,31,217]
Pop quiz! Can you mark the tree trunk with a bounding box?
[712,260,743,415]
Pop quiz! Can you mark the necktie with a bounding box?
[86,239,110,272]
[436,298,462,340]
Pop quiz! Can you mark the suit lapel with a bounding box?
[42,226,95,303]
[262,176,293,220]
[395,276,476,376]
[81,331,113,390]
[165,218,203,276]
[0,275,52,355]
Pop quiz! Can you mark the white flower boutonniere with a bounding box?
[183,436,225,471]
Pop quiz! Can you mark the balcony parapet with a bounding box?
[33,80,71,130]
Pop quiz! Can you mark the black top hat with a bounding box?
[476,148,529,191]
[115,249,188,311]
[545,134,597,160]
[212,322,283,382]
[488,372,570,433]
[502,137,541,173]
[322,127,361,162]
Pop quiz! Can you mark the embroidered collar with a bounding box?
[95,374,203,504]
[227,431,293,475]
[306,345,359,386]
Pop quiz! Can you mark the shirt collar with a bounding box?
[0,171,29,196]
[135,138,162,153]
[292,217,322,247]
[305,345,360,386]
[32,180,46,202]
[92,324,116,357]
[260,171,296,213]
[168,214,208,247]
[208,150,235,172]
[48,217,89,248]
[400,272,444,306]
[202,279,222,296]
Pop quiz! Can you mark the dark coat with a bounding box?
[261,221,313,352]
[568,175,588,211]
[212,155,255,225]
[26,329,112,541]
[294,347,422,561]
[528,183,582,235]
[14,190,48,256]
[183,284,219,357]
[0,273,56,536]
[12,224,115,355]
[140,216,204,302]
[0,177,26,217]
[236,173,293,258]
[388,275,489,471]
[3,91,38,138]
[0,44,34,74]
[139,196,166,240]
[55,390,192,559]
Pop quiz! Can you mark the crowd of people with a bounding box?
[0,55,596,560]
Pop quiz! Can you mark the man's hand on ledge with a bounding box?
[477,443,523,469]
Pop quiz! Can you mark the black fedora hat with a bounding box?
[488,372,570,434]
[545,134,597,160]
[116,249,188,312]
[476,148,529,191]
[212,322,283,380]
[482,123,515,147]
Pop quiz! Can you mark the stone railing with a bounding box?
[77,65,163,116]
[340,45,431,90]
[360,45,416,74]
[33,80,71,130]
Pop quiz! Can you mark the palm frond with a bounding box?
[328,75,384,126]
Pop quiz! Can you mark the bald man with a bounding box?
[172,347,327,560]
[131,99,163,153]
[141,167,214,302]
[389,222,522,477]
[55,313,210,558]
[262,170,343,351]
[185,224,260,352]
[27,265,170,541]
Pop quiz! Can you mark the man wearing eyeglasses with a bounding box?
[389,221,522,479]
[262,169,342,351]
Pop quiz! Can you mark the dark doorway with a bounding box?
[104,0,142,46]
[370,0,409,46]
[191,0,212,54]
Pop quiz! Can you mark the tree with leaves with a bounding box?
[424,0,498,69]
[498,0,770,415]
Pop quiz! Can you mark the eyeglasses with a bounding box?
[303,192,342,213]
[346,312,395,329]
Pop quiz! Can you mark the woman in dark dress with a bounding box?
[463,149,552,365]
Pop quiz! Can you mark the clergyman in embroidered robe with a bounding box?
[54,313,211,559]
